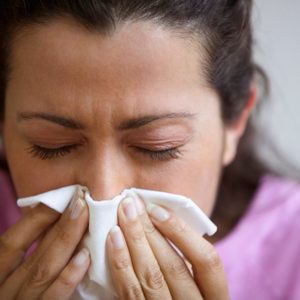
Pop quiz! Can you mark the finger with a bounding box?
[1,188,88,300]
[117,197,172,300]
[42,248,90,300]
[0,204,59,284]
[134,197,203,300]
[107,226,145,300]
[147,203,230,300]
[19,190,88,300]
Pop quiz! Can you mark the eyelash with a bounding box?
[27,145,79,160]
[27,144,182,161]
[134,147,182,161]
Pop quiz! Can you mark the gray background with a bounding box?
[253,0,300,176]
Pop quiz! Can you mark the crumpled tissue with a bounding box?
[17,186,217,300]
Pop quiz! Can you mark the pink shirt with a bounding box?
[215,175,300,300]
[1,163,299,299]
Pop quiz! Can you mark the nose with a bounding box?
[77,148,132,200]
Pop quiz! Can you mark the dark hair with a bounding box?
[0,0,269,239]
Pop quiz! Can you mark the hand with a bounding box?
[0,189,90,300]
[107,197,230,300]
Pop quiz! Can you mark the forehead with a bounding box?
[6,17,218,123]
[9,17,207,86]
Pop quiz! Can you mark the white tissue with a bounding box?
[17,186,217,300]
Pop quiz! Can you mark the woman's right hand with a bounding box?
[0,189,90,300]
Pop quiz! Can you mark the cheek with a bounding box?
[133,136,224,216]
[3,123,74,197]
[6,150,79,198]
[190,155,223,215]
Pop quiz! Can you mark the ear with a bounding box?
[222,86,256,166]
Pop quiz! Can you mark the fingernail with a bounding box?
[122,197,137,220]
[69,187,86,219]
[110,226,125,249]
[147,203,170,222]
[73,248,89,266]
[133,197,145,215]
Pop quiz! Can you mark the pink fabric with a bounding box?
[0,162,299,299]
[0,166,20,235]
[215,175,300,300]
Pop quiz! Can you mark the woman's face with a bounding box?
[2,18,245,215]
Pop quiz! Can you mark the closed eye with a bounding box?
[26,144,183,161]
[27,144,80,160]
[134,147,182,161]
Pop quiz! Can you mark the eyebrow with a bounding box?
[17,111,197,130]
[18,112,85,130]
[117,112,197,130]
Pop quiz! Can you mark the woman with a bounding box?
[0,1,299,299]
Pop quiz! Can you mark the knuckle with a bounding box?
[51,221,63,237]
[129,229,145,244]
[122,284,144,300]
[0,235,26,265]
[58,229,73,245]
[57,272,76,289]
[168,217,187,234]
[112,256,131,271]
[141,267,165,291]
[0,233,17,253]
[201,249,222,272]
[142,219,156,235]
[21,256,36,273]
[166,259,191,280]
[53,223,72,245]
[28,262,52,288]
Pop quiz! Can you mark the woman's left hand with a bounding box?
[107,197,230,300]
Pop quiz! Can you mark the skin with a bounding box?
[0,18,252,299]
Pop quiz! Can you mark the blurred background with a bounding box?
[253,0,300,177]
